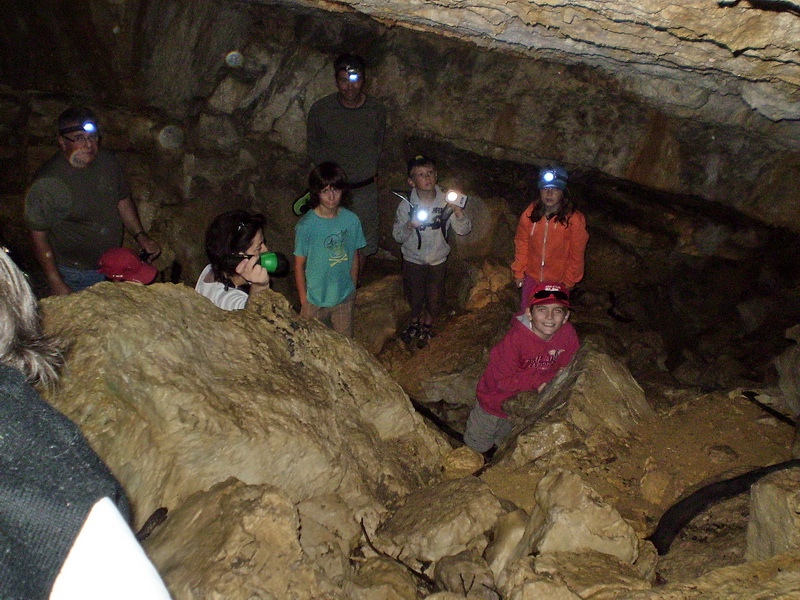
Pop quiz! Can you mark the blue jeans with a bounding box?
[58,266,106,292]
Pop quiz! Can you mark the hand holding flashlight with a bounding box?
[408,208,429,229]
[445,190,468,218]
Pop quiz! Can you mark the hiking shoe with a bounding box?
[416,325,435,349]
[400,322,420,343]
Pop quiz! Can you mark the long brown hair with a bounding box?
[528,189,576,227]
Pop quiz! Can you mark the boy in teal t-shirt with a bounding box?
[294,162,366,337]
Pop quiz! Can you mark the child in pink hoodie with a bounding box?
[463,282,579,454]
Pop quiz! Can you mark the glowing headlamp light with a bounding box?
[415,209,429,222]
[59,121,98,136]
[345,67,361,82]
[542,171,556,183]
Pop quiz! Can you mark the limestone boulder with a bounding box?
[746,467,800,562]
[354,274,409,355]
[343,557,420,600]
[297,494,362,583]
[485,509,529,580]
[498,345,655,468]
[496,558,582,600]
[441,446,484,480]
[455,259,516,312]
[532,551,650,598]
[42,283,451,530]
[434,550,498,600]
[510,469,640,566]
[143,477,342,599]
[498,419,579,470]
[562,346,655,437]
[375,477,505,571]
[776,328,800,418]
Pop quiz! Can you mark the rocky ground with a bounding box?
[370,256,800,591]
[35,256,800,598]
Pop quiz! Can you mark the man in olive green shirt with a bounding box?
[25,107,160,295]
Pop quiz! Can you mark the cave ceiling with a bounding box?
[266,0,799,146]
[1,0,798,233]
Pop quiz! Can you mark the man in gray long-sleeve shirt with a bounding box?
[306,53,387,274]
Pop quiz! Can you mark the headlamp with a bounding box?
[345,66,361,82]
[415,209,429,223]
[537,166,568,190]
[59,121,98,136]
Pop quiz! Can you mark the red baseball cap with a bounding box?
[98,247,157,284]
[528,282,571,308]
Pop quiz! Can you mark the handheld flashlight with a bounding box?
[231,252,289,275]
[445,190,468,208]
[415,209,429,223]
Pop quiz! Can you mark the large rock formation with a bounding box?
[42,282,450,531]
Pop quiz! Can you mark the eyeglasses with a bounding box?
[532,289,569,301]
[61,132,99,145]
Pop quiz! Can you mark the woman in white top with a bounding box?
[195,211,271,310]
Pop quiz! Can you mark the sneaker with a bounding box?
[400,322,420,343]
[416,324,435,349]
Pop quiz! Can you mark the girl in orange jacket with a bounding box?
[511,166,589,308]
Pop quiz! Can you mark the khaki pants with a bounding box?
[302,291,355,338]
[463,403,514,453]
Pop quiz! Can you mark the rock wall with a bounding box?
[1,0,799,287]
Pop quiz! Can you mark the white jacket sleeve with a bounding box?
[449,210,472,236]
[392,200,414,244]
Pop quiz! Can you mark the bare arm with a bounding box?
[350,249,360,288]
[117,198,161,260]
[294,255,311,317]
[29,229,72,296]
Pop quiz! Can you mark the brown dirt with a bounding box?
[480,388,794,584]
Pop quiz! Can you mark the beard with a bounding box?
[67,148,96,168]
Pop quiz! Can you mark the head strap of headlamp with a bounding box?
[59,122,97,136]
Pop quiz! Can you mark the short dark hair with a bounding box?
[308,162,350,209]
[205,210,266,288]
[407,154,436,176]
[333,53,366,75]
[57,107,98,131]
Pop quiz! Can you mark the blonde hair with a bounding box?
[0,249,63,388]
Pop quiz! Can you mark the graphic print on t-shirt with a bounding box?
[522,348,564,369]
[325,229,349,267]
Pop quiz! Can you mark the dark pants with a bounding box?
[402,260,447,324]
